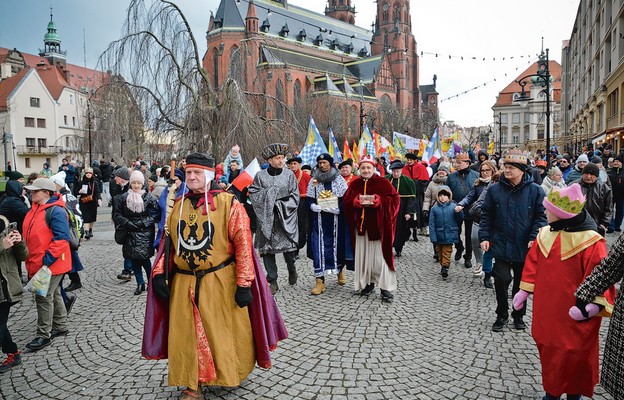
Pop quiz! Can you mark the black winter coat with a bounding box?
[479,173,547,263]
[113,191,160,260]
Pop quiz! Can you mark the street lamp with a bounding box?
[87,101,93,167]
[514,47,551,167]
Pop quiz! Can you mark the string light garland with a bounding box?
[419,51,537,62]
[439,57,539,103]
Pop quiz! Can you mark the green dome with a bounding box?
[44,20,61,43]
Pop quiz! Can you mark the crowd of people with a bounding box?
[1,143,624,400]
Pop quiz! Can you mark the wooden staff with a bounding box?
[164,153,177,283]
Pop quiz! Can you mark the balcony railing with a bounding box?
[16,145,63,155]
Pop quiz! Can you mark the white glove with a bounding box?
[324,207,340,215]
[310,204,322,213]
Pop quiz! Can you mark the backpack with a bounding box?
[45,205,81,251]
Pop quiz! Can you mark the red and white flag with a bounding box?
[232,158,260,191]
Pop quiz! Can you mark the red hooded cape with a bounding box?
[343,174,400,270]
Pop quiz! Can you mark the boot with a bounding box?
[483,272,493,289]
[134,284,145,295]
[472,264,483,276]
[311,278,326,295]
[337,270,347,286]
[88,229,93,239]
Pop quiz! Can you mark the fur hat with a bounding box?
[185,153,215,170]
[287,156,303,165]
[262,143,289,160]
[543,183,586,220]
[130,170,145,184]
[582,162,600,177]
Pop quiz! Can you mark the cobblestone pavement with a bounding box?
[0,207,617,399]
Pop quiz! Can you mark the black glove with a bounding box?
[152,274,170,302]
[422,210,429,220]
[597,226,606,237]
[235,286,253,308]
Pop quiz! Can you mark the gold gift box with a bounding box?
[317,196,339,210]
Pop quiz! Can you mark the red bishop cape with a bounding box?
[343,174,400,271]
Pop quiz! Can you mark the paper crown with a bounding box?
[504,149,527,165]
[455,153,470,162]
[359,155,376,166]
[543,183,586,219]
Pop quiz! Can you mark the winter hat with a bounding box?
[114,167,131,180]
[535,160,548,168]
[504,149,528,171]
[174,168,185,181]
[338,159,353,169]
[576,154,589,163]
[50,171,66,188]
[543,183,586,220]
[591,156,603,164]
[130,170,145,184]
[582,162,600,177]
[437,163,451,174]
[316,153,334,166]
[301,164,312,171]
[547,166,562,178]
[615,155,624,164]
[287,156,303,165]
[185,153,215,171]
[437,185,452,199]
[389,160,405,170]
[149,174,158,183]
[405,153,418,160]
[7,171,24,181]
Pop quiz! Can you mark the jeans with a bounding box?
[132,259,152,286]
[609,197,624,231]
[262,251,297,283]
[122,258,133,274]
[492,259,526,320]
[0,303,17,354]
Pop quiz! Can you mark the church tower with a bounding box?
[325,0,356,25]
[371,0,419,116]
[39,8,66,67]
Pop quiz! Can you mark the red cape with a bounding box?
[343,174,400,270]
[142,241,288,369]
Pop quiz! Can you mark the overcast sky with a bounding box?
[0,0,580,129]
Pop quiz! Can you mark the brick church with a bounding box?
[204,0,438,142]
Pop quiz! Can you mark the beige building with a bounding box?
[562,0,624,154]
[492,60,563,154]
[0,14,104,175]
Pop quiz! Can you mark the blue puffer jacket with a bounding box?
[478,172,547,263]
[429,187,463,245]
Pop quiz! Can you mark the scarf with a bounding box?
[127,189,146,213]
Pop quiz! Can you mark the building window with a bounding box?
[72,116,76,126]
[213,49,219,90]
[38,138,47,148]
[37,118,46,128]
[30,97,40,107]
[608,89,618,117]
[500,114,508,124]
[69,94,74,105]
[65,137,70,147]
[26,138,35,147]
[512,113,520,124]
[25,158,30,168]
[64,115,68,125]
[46,157,51,165]
[524,113,530,123]
[24,117,35,127]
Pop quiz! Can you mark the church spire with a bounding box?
[40,7,66,65]
[325,0,356,25]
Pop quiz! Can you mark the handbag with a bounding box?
[80,194,94,203]
[468,202,481,224]
[24,266,52,297]
[114,226,127,245]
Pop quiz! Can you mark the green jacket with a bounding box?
[0,239,28,304]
